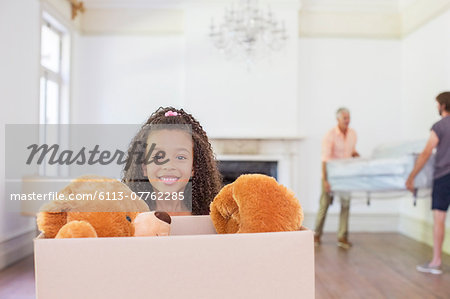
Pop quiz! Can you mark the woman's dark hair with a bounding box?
[437,92,450,112]
[121,107,222,215]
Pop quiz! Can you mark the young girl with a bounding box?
[122,107,222,215]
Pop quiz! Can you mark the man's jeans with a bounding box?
[314,181,350,240]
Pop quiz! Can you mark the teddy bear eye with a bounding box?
[126,215,131,222]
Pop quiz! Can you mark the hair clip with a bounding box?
[164,111,179,117]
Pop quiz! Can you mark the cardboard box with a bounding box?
[34,216,314,299]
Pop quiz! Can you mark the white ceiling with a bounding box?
[302,0,417,13]
[82,0,420,13]
[82,0,187,9]
[78,0,446,38]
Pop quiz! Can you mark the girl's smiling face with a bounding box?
[144,129,193,194]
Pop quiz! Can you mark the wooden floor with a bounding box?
[0,233,449,298]
[0,254,35,298]
[316,233,450,299]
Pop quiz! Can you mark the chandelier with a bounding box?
[209,0,288,63]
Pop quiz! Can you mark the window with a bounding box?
[39,12,70,176]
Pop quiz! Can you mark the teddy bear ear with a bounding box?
[154,211,171,224]
[133,212,171,237]
[37,211,68,238]
[210,183,240,234]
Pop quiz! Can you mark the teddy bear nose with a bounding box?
[155,211,171,224]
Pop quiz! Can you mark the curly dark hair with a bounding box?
[121,107,222,215]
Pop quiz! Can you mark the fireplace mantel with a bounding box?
[210,137,302,190]
[209,137,302,156]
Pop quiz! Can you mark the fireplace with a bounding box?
[210,137,301,191]
[218,160,278,186]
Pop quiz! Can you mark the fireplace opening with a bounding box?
[217,160,278,186]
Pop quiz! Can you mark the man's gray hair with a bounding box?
[336,107,350,118]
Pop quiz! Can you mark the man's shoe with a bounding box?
[314,235,321,247]
[416,263,442,275]
[337,237,352,249]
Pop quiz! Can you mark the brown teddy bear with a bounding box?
[37,175,171,238]
[210,174,303,233]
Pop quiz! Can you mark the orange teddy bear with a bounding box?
[210,174,303,233]
[37,175,171,238]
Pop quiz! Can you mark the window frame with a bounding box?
[39,9,71,176]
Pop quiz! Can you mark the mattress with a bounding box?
[327,143,434,192]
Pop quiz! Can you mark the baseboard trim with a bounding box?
[399,215,450,255]
[0,230,37,271]
[303,212,399,233]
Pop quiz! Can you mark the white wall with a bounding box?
[297,37,404,218]
[183,1,300,138]
[0,0,40,243]
[72,35,184,124]
[73,1,302,136]
[399,9,450,251]
[401,10,450,141]
[0,0,80,270]
[0,0,41,270]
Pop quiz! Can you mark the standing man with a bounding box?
[314,107,359,249]
[406,92,450,275]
